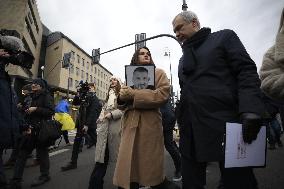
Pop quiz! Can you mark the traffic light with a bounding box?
[92,48,100,64]
[62,52,71,68]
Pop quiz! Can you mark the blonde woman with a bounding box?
[88,76,123,189]
[260,8,284,100]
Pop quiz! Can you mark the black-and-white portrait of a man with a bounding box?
[125,65,155,90]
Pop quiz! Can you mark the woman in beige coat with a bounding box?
[260,8,284,100]
[88,76,123,189]
[113,47,180,189]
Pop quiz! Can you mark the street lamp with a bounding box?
[164,47,174,107]
[40,66,44,79]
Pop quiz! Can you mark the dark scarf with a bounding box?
[182,27,211,74]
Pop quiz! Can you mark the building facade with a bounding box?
[0,0,43,82]
[0,0,113,103]
[44,32,112,101]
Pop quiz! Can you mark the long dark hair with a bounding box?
[130,46,155,65]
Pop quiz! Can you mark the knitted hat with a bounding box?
[32,78,48,89]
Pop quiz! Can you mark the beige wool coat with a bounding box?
[113,68,170,189]
[260,27,284,100]
[95,89,123,163]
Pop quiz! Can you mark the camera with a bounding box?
[0,30,34,69]
[77,81,90,102]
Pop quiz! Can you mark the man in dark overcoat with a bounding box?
[0,32,24,188]
[61,82,102,171]
[172,11,265,189]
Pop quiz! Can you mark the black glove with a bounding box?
[240,113,262,144]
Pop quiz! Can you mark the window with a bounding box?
[75,80,79,87]
[98,69,100,77]
[77,55,80,63]
[25,17,37,47]
[76,67,79,76]
[86,73,89,81]
[81,70,84,79]
[104,74,105,80]
[95,67,97,74]
[71,51,75,60]
[82,58,85,67]
[28,12,33,24]
[91,65,93,72]
[70,63,74,74]
[101,81,102,87]
[87,62,89,70]
[90,75,93,82]
[97,79,100,87]
[101,72,103,78]
[68,78,73,88]
[27,0,39,33]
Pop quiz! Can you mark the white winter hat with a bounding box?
[110,76,122,85]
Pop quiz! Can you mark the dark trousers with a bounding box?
[71,132,83,164]
[13,146,49,180]
[62,130,70,144]
[163,129,181,172]
[181,155,258,189]
[86,127,97,146]
[88,146,109,189]
[0,148,6,186]
[267,118,282,145]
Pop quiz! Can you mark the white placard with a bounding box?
[225,123,266,168]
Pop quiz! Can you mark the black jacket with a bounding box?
[0,63,19,149]
[85,92,102,128]
[26,90,54,130]
[178,28,265,161]
[75,92,102,129]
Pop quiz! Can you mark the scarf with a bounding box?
[182,27,211,74]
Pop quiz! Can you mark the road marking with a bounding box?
[49,149,70,157]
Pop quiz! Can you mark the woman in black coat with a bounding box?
[9,78,54,189]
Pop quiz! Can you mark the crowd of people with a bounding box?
[0,7,284,189]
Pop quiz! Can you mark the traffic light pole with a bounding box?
[92,34,181,60]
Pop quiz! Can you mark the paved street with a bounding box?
[2,135,284,189]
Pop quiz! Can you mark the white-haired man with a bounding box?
[172,11,264,189]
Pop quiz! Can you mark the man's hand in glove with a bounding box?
[119,86,135,102]
[241,113,262,144]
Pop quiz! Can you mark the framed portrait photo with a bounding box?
[125,65,155,90]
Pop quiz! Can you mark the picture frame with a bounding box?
[125,65,155,90]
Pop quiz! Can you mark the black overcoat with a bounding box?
[178,28,264,162]
[0,64,19,149]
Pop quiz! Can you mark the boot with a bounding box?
[30,175,50,187]
[151,178,181,189]
[7,179,22,189]
[268,143,276,150]
[3,159,15,169]
[277,140,283,147]
[61,162,77,171]
[172,170,182,182]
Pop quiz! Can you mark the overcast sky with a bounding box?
[37,0,283,95]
